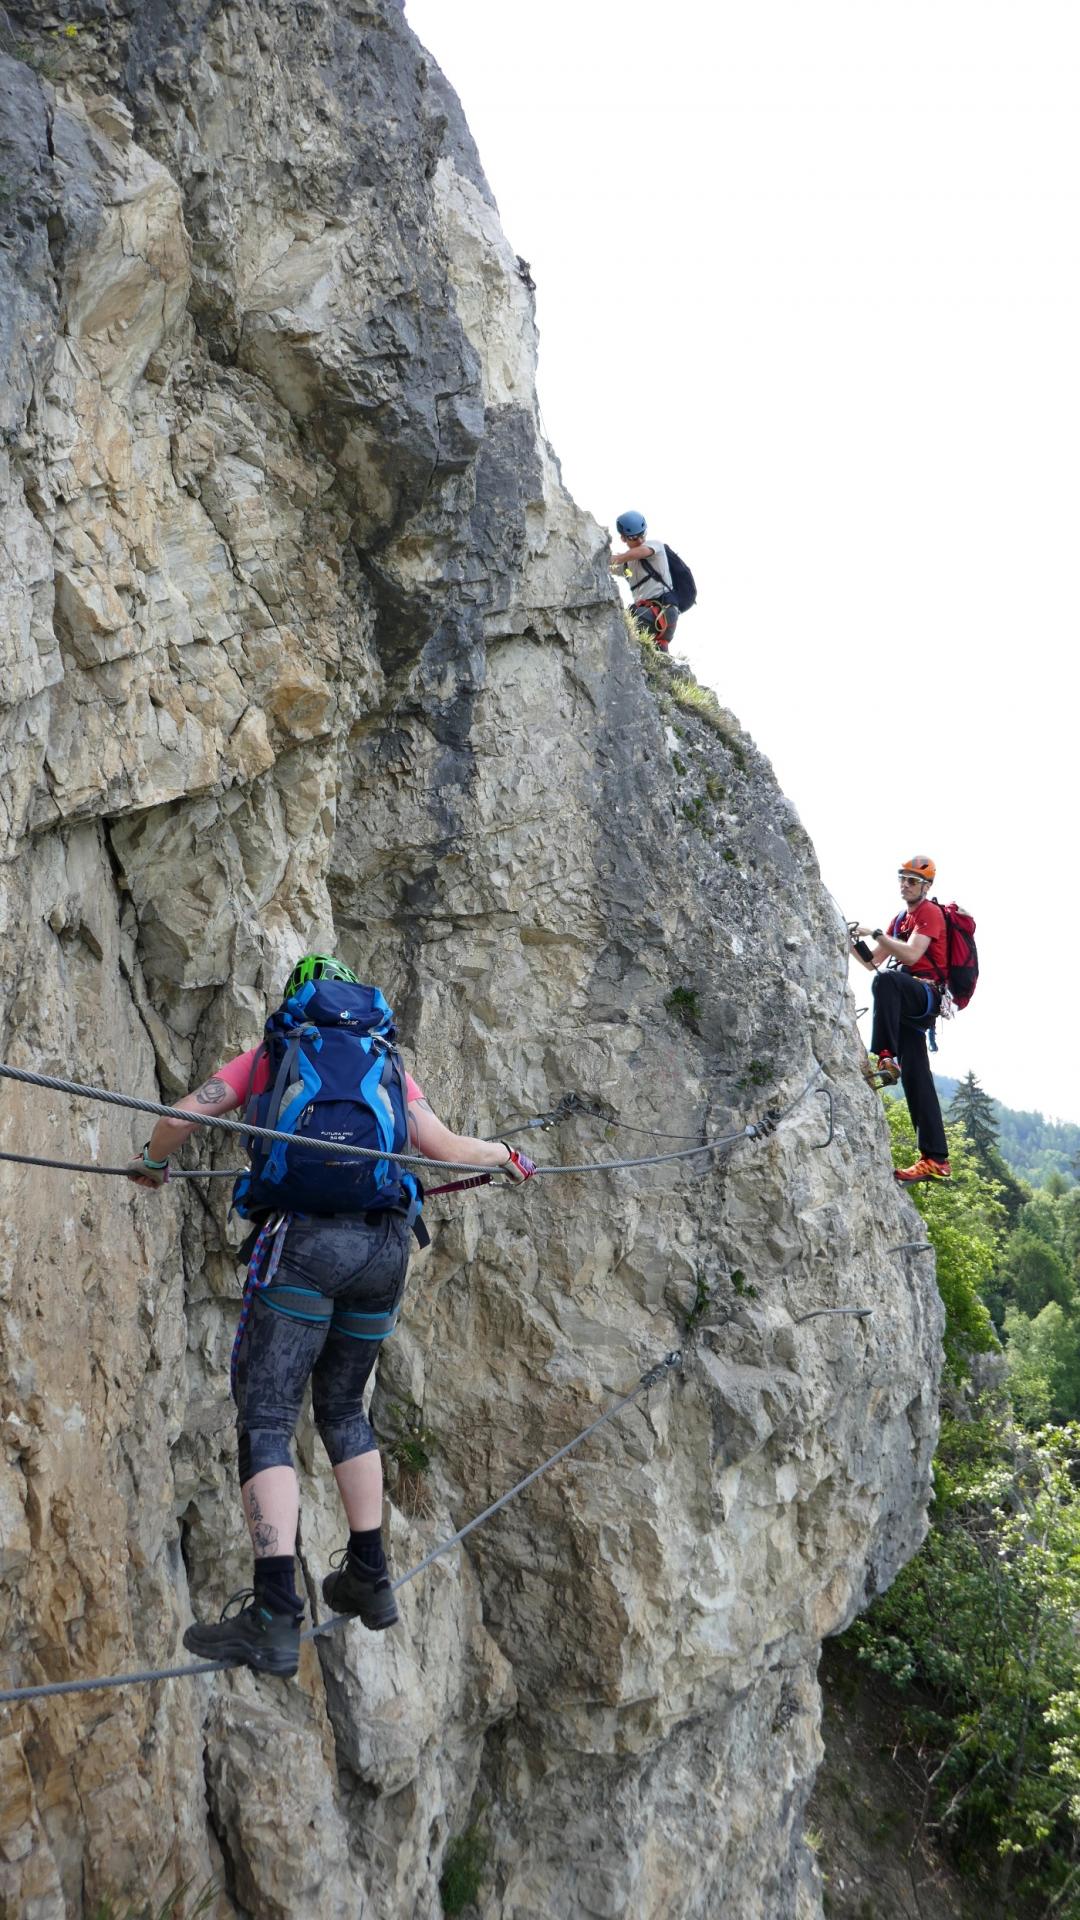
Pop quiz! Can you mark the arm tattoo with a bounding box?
[194,1076,229,1108]
[247,1491,280,1557]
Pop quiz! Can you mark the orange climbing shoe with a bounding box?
[869,1053,901,1088]
[894,1157,951,1185]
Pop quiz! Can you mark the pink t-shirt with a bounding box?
[216,1046,423,1106]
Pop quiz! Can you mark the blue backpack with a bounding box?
[231,979,422,1225]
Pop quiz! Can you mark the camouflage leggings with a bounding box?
[234,1213,411,1484]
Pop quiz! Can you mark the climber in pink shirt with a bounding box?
[127,952,535,1676]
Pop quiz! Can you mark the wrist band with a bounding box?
[872,928,883,940]
[142,1145,170,1170]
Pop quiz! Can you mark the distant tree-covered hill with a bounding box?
[926,1076,1079,1187]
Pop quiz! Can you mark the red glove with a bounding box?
[498,1143,536,1184]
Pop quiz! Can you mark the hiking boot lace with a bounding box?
[220,1587,258,1621]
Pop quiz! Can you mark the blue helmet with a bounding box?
[616,510,646,540]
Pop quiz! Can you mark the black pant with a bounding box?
[870,970,948,1161]
[235,1214,411,1484]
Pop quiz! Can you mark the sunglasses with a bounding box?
[898,875,923,884]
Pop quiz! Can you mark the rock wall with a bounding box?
[0,6,942,1916]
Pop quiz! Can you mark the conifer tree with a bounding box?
[948,1072,1028,1226]
[949,1070,998,1160]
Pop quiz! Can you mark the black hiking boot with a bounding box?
[182,1588,301,1676]
[322,1549,400,1630]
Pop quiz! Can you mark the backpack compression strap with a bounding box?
[636,553,676,599]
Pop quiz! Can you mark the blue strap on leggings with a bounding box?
[257,1281,401,1340]
[259,1282,334,1327]
[332,1303,402,1341]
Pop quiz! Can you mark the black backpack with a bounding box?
[640,545,698,613]
[664,546,697,612]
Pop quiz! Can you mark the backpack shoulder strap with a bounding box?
[386,1047,411,1144]
[386,1047,430,1246]
[242,1042,268,1120]
[264,1027,309,1128]
[925,897,950,988]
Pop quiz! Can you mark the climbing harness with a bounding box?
[0,1352,683,1706]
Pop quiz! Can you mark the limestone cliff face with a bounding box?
[0,7,942,1916]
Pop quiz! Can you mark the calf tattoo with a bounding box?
[247,1489,279,1556]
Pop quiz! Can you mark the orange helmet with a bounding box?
[898,854,936,884]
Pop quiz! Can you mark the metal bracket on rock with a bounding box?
[810,1088,834,1149]
[745,1107,782,1142]
[887,1242,935,1256]
[794,1306,873,1325]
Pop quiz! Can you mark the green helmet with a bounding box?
[284,953,358,999]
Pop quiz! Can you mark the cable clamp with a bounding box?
[639,1349,683,1389]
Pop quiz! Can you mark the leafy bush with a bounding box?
[665,985,701,1032]
[848,1421,1080,1914]
[440,1825,488,1915]
[885,1102,1000,1378]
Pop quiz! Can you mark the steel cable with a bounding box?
[0,970,851,1183]
[0,1149,235,1179]
[0,1353,682,1706]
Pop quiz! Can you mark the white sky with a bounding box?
[406,1,1078,1124]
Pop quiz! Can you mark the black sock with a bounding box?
[253,1554,302,1616]
[348,1527,387,1579]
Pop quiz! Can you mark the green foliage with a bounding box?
[737,1058,772,1090]
[685,1272,714,1330]
[1005,1305,1080,1427]
[949,1070,999,1161]
[1002,1231,1071,1318]
[665,985,700,1032]
[440,1825,488,1915]
[934,1073,1079,1190]
[5,23,80,79]
[851,1079,1080,1909]
[386,1400,436,1475]
[847,1421,1080,1912]
[1017,1192,1064,1250]
[630,622,749,761]
[885,1103,1000,1377]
